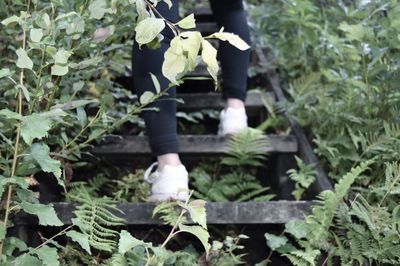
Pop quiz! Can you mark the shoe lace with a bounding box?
[144,162,159,183]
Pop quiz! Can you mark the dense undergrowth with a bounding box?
[248,0,400,265]
[0,0,399,265]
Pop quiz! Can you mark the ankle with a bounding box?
[226,98,245,109]
[157,153,182,170]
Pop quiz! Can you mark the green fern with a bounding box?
[222,128,269,167]
[287,156,316,200]
[68,185,126,253]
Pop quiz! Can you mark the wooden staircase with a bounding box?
[12,6,333,264]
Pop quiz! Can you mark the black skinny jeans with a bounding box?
[132,0,251,156]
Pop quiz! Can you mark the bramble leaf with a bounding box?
[19,201,63,226]
[30,143,61,178]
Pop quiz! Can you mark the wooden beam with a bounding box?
[176,92,274,110]
[91,134,298,158]
[13,201,314,225]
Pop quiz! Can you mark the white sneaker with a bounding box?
[217,107,248,136]
[144,162,189,202]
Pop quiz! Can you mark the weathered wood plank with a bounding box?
[13,201,314,225]
[91,134,298,158]
[177,92,274,110]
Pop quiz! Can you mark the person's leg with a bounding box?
[209,0,251,107]
[131,0,182,170]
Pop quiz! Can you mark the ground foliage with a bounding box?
[248,0,400,265]
[0,0,250,264]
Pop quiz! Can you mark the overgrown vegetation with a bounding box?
[248,0,400,264]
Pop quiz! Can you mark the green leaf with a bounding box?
[51,99,98,111]
[66,230,91,254]
[0,225,5,241]
[51,65,69,76]
[139,91,154,105]
[284,220,309,239]
[19,202,63,226]
[264,233,288,250]
[2,15,23,26]
[201,40,218,80]
[30,28,44,43]
[0,68,12,79]
[178,224,210,257]
[17,84,31,102]
[208,29,250,51]
[0,175,29,199]
[177,14,196,29]
[0,109,23,120]
[12,254,42,266]
[162,37,186,84]
[30,246,59,266]
[338,22,365,41]
[89,0,107,19]
[53,49,72,65]
[135,17,165,45]
[30,143,61,178]
[16,48,33,70]
[21,114,52,145]
[181,31,202,69]
[187,200,207,229]
[118,230,150,254]
[150,73,161,93]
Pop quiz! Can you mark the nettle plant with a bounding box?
[0,0,249,264]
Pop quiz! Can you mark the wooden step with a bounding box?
[13,201,314,225]
[176,92,274,111]
[91,134,298,159]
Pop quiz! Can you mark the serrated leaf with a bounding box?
[30,246,59,266]
[51,99,98,110]
[118,230,150,254]
[162,37,186,84]
[30,28,43,43]
[66,230,91,254]
[135,17,165,45]
[187,199,207,229]
[30,143,61,178]
[21,114,52,145]
[177,14,196,29]
[0,109,23,120]
[12,254,42,266]
[16,48,33,70]
[178,224,210,257]
[0,175,29,199]
[264,233,288,250]
[89,0,107,19]
[19,202,63,226]
[208,30,250,51]
[201,40,218,80]
[139,91,154,105]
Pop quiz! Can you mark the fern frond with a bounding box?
[69,185,125,253]
[222,128,269,167]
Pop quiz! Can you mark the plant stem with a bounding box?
[0,0,31,257]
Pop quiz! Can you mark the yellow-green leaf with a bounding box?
[178,224,210,257]
[162,37,186,84]
[201,40,218,80]
[135,17,165,45]
[208,30,250,51]
[30,28,43,43]
[177,14,196,29]
[16,48,33,70]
